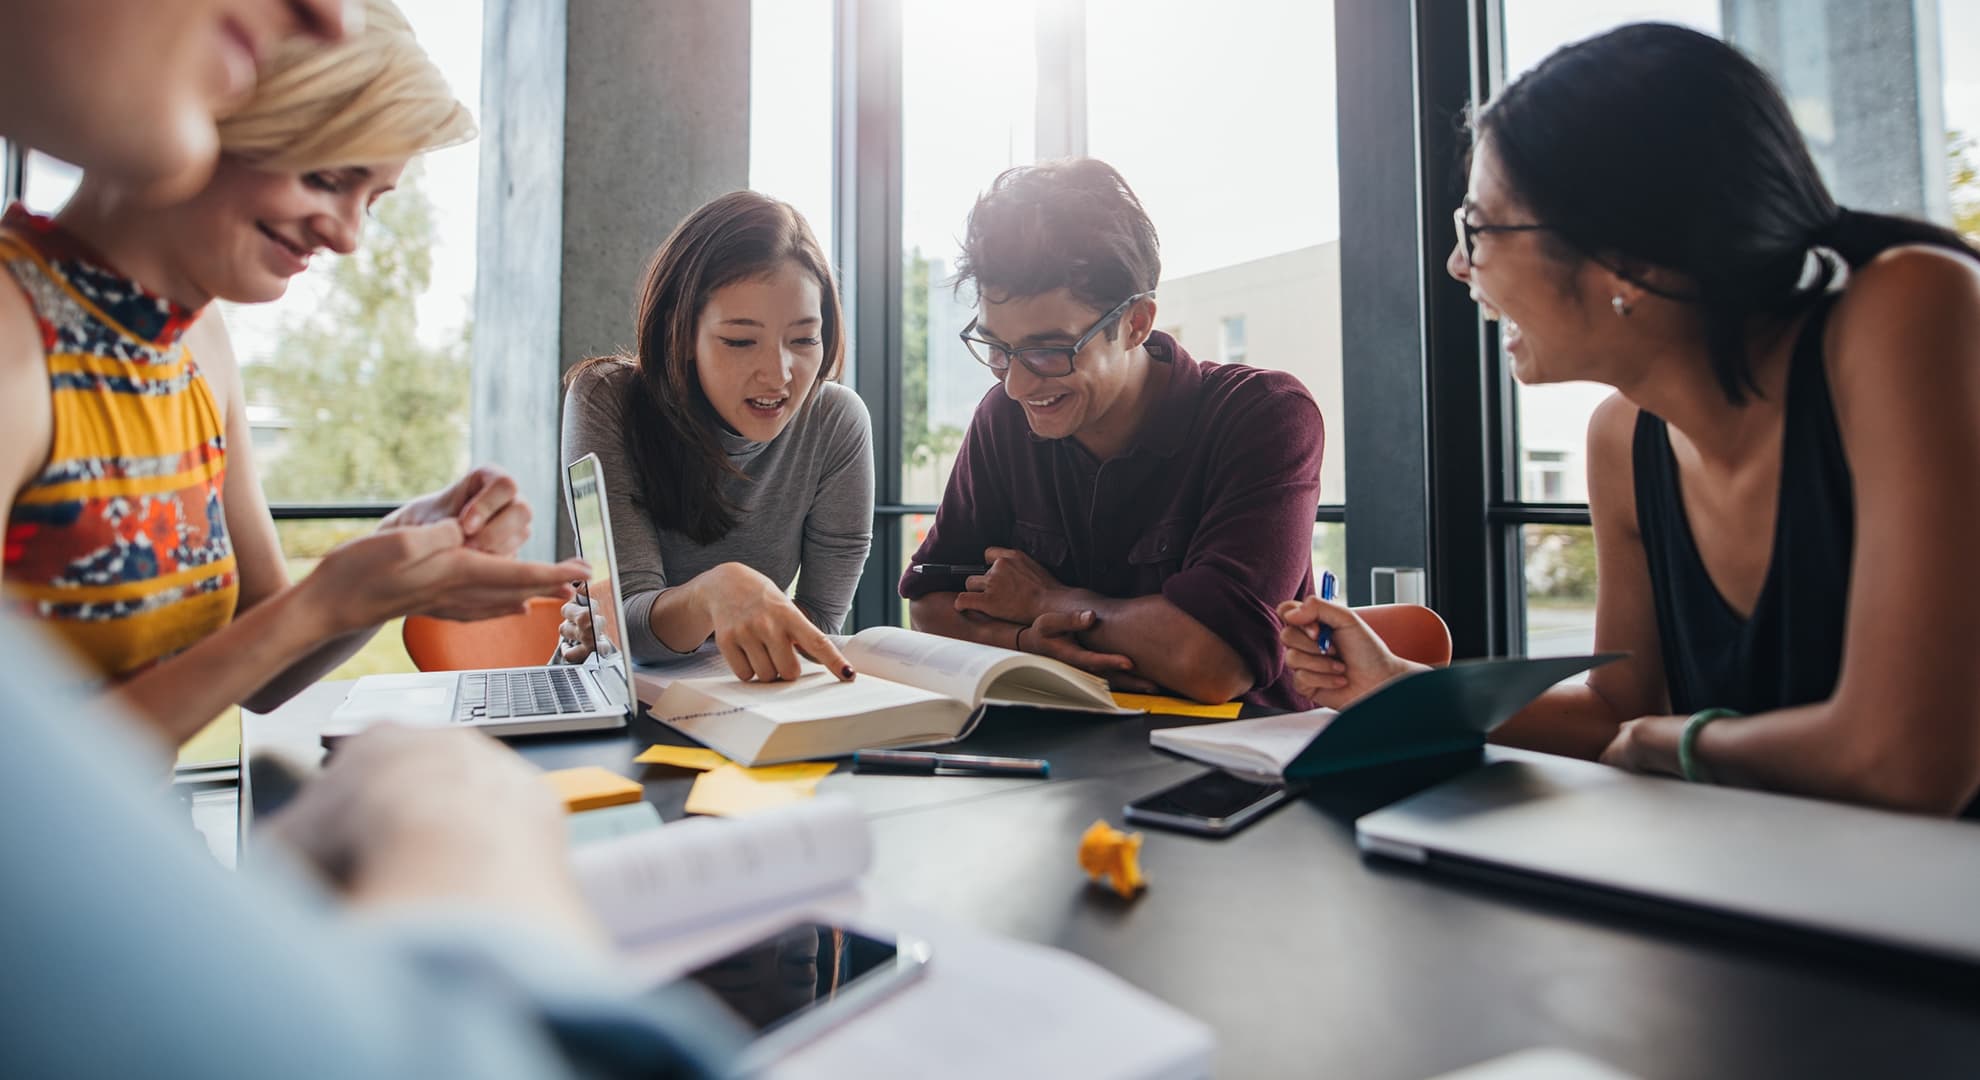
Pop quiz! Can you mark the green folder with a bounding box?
[1283,653,1622,779]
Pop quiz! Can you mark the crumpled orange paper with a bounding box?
[1078,818,1147,898]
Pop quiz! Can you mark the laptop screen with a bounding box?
[565,453,633,712]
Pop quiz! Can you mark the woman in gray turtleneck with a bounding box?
[559,192,873,684]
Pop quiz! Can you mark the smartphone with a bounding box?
[683,921,931,1070]
[1123,769,1297,837]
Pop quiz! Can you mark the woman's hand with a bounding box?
[698,562,854,683]
[1277,595,1424,708]
[381,465,532,556]
[1597,714,1684,776]
[299,519,587,634]
[556,599,595,664]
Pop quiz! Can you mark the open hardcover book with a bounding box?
[1153,653,1621,779]
[645,626,1137,766]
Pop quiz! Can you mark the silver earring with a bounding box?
[1611,295,1631,317]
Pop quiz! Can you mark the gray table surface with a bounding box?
[242,687,1980,1079]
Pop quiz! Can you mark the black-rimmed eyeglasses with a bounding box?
[1453,205,1556,266]
[960,291,1154,379]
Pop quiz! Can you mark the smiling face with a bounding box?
[2,0,347,197]
[977,288,1153,443]
[158,154,407,304]
[692,260,827,443]
[1448,136,1638,387]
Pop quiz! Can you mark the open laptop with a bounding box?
[1355,748,1980,967]
[325,452,634,738]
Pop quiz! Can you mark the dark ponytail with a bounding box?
[1477,23,1977,404]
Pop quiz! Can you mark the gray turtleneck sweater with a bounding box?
[560,360,874,663]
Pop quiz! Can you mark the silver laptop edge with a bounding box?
[1355,748,1980,967]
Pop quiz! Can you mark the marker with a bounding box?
[1315,570,1337,654]
[852,750,1050,778]
[911,563,990,578]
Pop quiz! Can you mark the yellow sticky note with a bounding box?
[683,762,836,817]
[634,744,731,771]
[542,766,645,813]
[1111,692,1243,720]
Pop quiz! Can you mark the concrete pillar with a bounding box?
[1724,0,1951,222]
[474,1,752,560]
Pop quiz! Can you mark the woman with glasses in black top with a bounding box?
[1282,23,1980,817]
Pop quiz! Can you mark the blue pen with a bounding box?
[1315,570,1337,653]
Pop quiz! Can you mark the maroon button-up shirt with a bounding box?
[900,332,1324,709]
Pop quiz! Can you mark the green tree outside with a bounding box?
[1952,129,1980,244]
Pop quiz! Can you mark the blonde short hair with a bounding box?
[216,0,474,172]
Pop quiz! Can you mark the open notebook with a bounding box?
[646,626,1137,766]
[1153,654,1618,779]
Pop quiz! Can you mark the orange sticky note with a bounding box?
[634,745,730,771]
[542,766,645,813]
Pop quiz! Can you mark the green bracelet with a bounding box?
[1679,708,1742,783]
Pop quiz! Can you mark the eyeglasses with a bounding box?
[959,291,1154,379]
[1453,205,1556,267]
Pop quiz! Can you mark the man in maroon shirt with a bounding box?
[900,159,1325,709]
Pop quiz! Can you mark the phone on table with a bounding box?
[1123,769,1298,837]
[683,921,931,1070]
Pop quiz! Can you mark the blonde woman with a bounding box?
[0,0,585,745]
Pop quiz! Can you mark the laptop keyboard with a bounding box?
[454,668,596,723]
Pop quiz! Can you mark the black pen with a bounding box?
[852,750,1050,778]
[911,563,990,577]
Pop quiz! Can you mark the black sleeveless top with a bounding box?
[1633,298,1853,718]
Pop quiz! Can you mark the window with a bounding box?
[21,151,80,212]
[1086,0,1347,569]
[1490,0,1970,653]
[224,0,482,514]
[1219,314,1248,365]
[898,0,1039,520]
[749,0,836,259]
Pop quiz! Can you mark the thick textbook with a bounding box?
[648,626,1136,766]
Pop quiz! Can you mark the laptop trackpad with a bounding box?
[333,681,451,726]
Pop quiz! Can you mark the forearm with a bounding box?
[1057,590,1251,704]
[1676,701,1979,815]
[641,582,716,656]
[239,624,384,714]
[910,594,1026,649]
[108,585,338,744]
[1492,683,1627,760]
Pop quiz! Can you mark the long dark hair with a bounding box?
[1476,22,1976,404]
[568,192,844,544]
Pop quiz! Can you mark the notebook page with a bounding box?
[1149,709,1338,776]
[572,795,870,944]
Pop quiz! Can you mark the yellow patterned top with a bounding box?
[1,204,238,679]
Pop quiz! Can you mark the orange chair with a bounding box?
[402,595,568,672]
[1355,603,1453,667]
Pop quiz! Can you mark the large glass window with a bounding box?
[749,0,837,259]
[1086,0,1347,517]
[898,0,1039,512]
[221,0,482,507]
[1495,0,1971,651]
